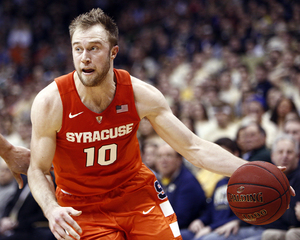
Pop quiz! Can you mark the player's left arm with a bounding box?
[132,77,247,177]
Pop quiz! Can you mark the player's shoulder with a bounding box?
[130,76,165,101]
[131,76,155,89]
[130,75,169,119]
[31,81,62,131]
[32,81,61,112]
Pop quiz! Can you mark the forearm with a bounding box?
[0,134,30,177]
[0,134,14,159]
[28,166,58,218]
[148,111,246,177]
[182,136,247,177]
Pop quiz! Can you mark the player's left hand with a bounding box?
[46,206,82,240]
[277,166,296,197]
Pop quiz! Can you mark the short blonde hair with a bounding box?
[69,8,118,47]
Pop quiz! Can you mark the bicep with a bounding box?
[133,78,198,154]
[147,109,197,152]
[30,86,61,172]
[30,128,56,172]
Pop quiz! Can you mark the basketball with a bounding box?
[227,161,291,225]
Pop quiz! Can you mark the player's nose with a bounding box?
[81,50,91,63]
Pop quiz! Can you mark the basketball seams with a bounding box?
[233,163,287,193]
[229,191,284,225]
[227,161,291,225]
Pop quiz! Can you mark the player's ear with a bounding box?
[111,45,119,59]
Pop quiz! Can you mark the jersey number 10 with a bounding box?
[84,144,117,167]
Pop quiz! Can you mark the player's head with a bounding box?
[70,8,119,87]
[69,8,119,49]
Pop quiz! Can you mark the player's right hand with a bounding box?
[47,206,82,240]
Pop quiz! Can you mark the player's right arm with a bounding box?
[28,82,82,240]
[0,133,30,188]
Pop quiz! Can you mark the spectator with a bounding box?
[288,67,300,111]
[242,95,278,147]
[156,142,207,230]
[141,142,159,174]
[235,126,248,158]
[1,1,300,238]
[270,97,299,133]
[284,118,300,149]
[259,134,300,240]
[201,102,239,143]
[218,68,241,107]
[284,202,300,239]
[0,159,17,216]
[264,87,284,122]
[190,101,210,138]
[200,85,220,119]
[253,63,273,103]
[190,52,211,87]
[235,122,271,163]
[0,175,55,240]
[184,134,300,240]
[236,64,254,92]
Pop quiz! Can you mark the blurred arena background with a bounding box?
[0,0,299,151]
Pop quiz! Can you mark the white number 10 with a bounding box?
[84,144,117,167]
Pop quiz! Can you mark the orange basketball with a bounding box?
[227,161,291,225]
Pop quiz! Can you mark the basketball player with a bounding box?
[0,133,30,189]
[27,8,249,240]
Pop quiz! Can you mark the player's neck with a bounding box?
[75,73,116,114]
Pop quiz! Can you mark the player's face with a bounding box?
[271,139,298,175]
[72,24,117,87]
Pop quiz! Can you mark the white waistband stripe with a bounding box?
[159,200,174,217]
[169,221,181,237]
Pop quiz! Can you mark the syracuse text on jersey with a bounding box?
[66,123,134,143]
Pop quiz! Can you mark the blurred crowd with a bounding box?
[1,0,300,238]
[0,0,299,150]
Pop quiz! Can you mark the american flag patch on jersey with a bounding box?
[116,104,128,113]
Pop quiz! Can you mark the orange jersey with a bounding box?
[53,69,142,196]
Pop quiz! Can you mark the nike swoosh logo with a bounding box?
[69,111,84,118]
[143,206,155,215]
